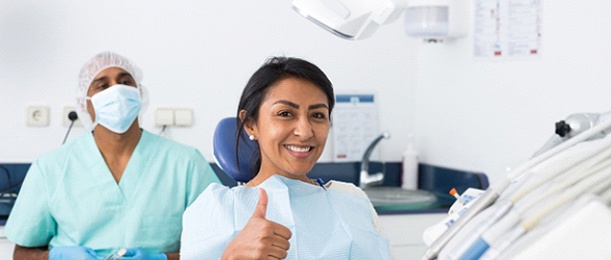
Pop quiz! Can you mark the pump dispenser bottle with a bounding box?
[401,135,419,190]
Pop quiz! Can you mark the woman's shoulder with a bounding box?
[184,184,256,229]
[189,184,251,209]
[185,183,231,217]
[327,180,368,199]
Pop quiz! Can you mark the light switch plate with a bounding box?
[174,108,193,126]
[155,108,174,126]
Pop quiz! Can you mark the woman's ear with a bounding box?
[239,110,255,136]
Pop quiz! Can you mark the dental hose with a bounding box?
[455,149,611,259]
[422,117,611,260]
[480,168,611,258]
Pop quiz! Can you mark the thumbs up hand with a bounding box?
[221,188,292,260]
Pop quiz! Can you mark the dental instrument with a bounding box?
[449,188,462,203]
[440,137,611,259]
[422,113,611,260]
[480,167,611,259]
[105,248,127,260]
[532,111,611,157]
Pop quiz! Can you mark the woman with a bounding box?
[4,52,220,260]
[181,57,390,259]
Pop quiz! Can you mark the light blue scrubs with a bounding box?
[181,174,391,259]
[4,130,220,256]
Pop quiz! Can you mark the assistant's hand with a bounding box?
[49,246,102,260]
[221,188,292,260]
[119,248,167,260]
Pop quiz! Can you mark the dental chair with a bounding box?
[212,117,258,184]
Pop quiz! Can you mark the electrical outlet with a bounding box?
[26,106,50,126]
[63,106,83,127]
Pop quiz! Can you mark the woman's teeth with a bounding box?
[286,145,311,152]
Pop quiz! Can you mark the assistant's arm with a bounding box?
[13,245,49,260]
[165,252,178,260]
[5,161,56,256]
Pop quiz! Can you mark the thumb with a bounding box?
[251,188,268,219]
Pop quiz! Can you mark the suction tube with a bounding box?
[422,116,611,260]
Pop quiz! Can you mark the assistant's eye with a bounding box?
[95,83,109,90]
[116,74,136,87]
[120,78,135,86]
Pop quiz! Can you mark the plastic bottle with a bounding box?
[401,135,418,190]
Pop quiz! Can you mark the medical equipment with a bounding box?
[291,0,407,40]
[422,188,484,246]
[104,248,127,260]
[403,0,468,41]
[291,0,467,40]
[532,110,611,157]
[422,110,611,259]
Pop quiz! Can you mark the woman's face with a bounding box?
[86,67,137,121]
[247,77,330,181]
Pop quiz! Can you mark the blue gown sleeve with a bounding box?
[4,160,56,247]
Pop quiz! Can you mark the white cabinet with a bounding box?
[0,226,14,260]
[379,213,446,260]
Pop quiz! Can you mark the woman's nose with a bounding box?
[293,117,314,139]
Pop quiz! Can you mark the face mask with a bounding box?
[89,84,141,134]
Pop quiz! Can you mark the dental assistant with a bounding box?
[4,52,220,260]
[181,57,391,259]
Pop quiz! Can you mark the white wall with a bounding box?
[412,0,611,183]
[0,1,418,166]
[2,0,610,185]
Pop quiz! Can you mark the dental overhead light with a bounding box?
[291,0,467,41]
[291,0,408,40]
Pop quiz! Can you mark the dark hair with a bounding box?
[236,56,335,175]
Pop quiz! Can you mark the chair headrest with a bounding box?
[213,117,258,183]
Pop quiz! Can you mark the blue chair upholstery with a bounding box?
[213,117,258,183]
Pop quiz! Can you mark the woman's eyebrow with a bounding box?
[308,104,329,110]
[272,100,329,110]
[273,100,299,108]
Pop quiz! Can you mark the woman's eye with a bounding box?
[312,112,327,119]
[278,111,292,117]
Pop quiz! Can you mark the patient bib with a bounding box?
[181,174,391,259]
